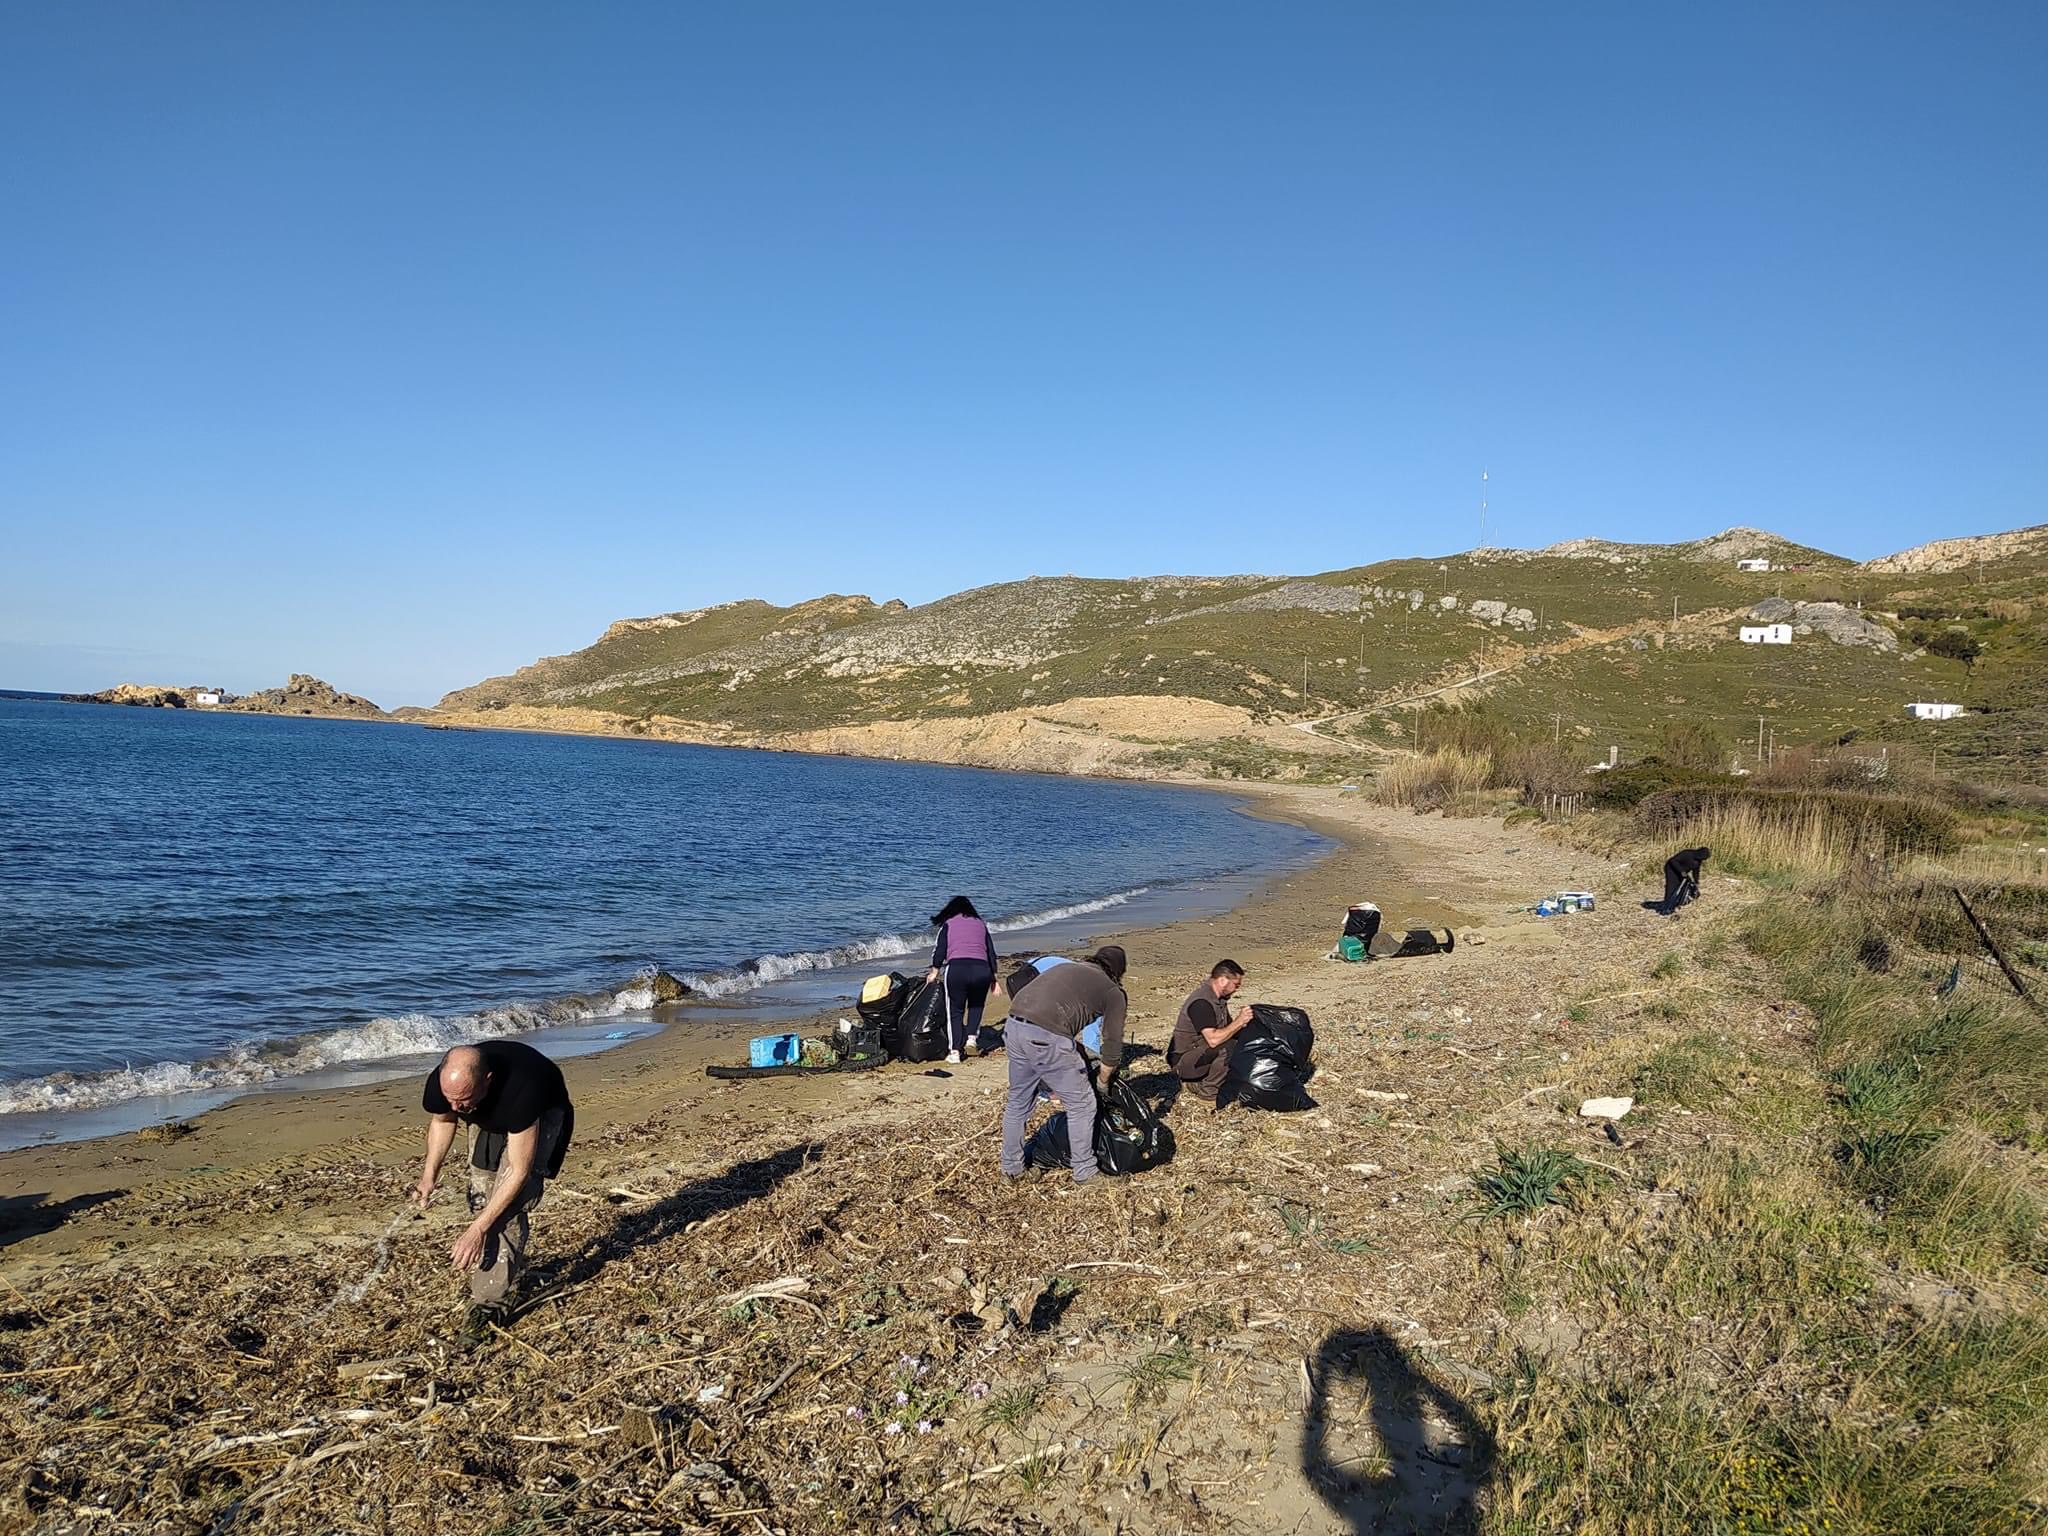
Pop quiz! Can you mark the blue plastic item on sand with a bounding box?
[749,1032,804,1068]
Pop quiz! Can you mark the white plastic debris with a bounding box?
[1578,1096,1634,1120]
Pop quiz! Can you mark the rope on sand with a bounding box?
[314,1210,408,1319]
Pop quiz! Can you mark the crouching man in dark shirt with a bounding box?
[1168,959,1253,1111]
[412,1039,574,1332]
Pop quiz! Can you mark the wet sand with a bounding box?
[0,785,1612,1279]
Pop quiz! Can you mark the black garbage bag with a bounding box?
[856,971,917,1055]
[895,977,950,1063]
[1025,1063,1175,1176]
[1227,1003,1316,1110]
[1342,904,1383,945]
[1374,926,1454,958]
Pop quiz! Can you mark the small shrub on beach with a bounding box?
[1468,1143,1606,1219]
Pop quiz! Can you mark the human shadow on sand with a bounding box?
[520,1142,820,1307]
[1300,1325,1496,1534]
[0,1189,126,1252]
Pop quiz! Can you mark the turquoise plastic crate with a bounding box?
[749,1032,803,1068]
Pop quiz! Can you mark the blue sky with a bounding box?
[3,4,2042,705]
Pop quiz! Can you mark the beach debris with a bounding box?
[334,1357,408,1384]
[1357,1089,1410,1102]
[1578,1096,1634,1120]
[715,1276,814,1310]
[314,1211,409,1320]
[648,970,693,1004]
[0,984,1529,1534]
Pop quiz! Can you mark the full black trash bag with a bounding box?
[1342,904,1383,945]
[1227,1003,1316,1110]
[1025,1065,1175,1176]
[856,971,917,1056]
[1378,926,1454,958]
[895,977,950,1063]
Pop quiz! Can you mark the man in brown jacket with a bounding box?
[1167,959,1252,1110]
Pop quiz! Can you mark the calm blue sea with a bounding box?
[0,698,1326,1145]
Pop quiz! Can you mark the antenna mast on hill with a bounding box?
[1480,468,1489,548]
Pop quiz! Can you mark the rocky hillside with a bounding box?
[229,674,388,719]
[72,683,213,708]
[1862,521,2048,575]
[424,524,2045,780]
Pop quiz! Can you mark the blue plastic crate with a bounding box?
[749,1032,803,1068]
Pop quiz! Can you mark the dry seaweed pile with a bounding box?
[0,892,1725,1536]
[0,1033,1535,1536]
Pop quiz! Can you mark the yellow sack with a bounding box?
[860,974,895,1005]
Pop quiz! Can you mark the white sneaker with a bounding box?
[945,1050,962,1064]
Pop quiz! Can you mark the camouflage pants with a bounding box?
[464,1107,565,1305]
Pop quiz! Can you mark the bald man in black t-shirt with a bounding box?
[413,1039,574,1331]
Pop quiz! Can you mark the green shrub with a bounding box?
[1467,1143,1607,1219]
[1586,759,1734,810]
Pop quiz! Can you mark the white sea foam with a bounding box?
[0,887,1148,1117]
[0,984,649,1117]
[673,888,1148,998]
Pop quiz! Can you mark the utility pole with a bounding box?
[1302,654,1309,706]
[1757,716,1765,767]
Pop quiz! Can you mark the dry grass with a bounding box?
[1371,747,1491,811]
[1643,797,1889,884]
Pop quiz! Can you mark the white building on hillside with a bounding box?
[1739,624,1793,645]
[194,690,223,706]
[1905,701,1963,721]
[1736,557,1773,572]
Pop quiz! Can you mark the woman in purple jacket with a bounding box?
[925,895,1003,1063]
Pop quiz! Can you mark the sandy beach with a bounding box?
[0,786,1683,1533]
[0,787,1574,1272]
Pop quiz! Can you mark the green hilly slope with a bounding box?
[432,523,2045,780]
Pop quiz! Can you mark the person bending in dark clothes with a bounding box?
[1653,847,1711,914]
[413,1039,574,1339]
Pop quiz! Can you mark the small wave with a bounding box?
[674,888,1148,999]
[0,888,1149,1116]
[0,983,652,1117]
